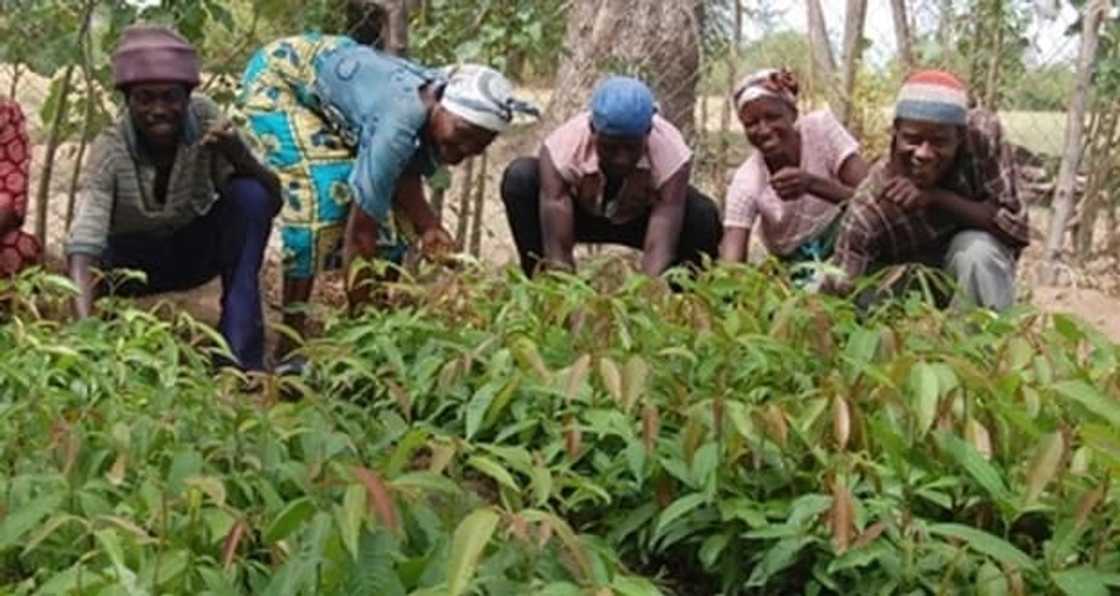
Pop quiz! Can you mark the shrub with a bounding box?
[1,262,1118,595]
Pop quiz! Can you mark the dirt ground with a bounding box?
[8,67,1120,350]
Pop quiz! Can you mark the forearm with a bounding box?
[67,254,97,319]
[641,206,685,276]
[929,190,1012,243]
[719,227,749,263]
[540,199,576,270]
[807,174,857,204]
[393,181,440,233]
[641,241,675,276]
[227,146,282,205]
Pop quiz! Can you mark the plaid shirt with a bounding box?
[825,109,1029,292]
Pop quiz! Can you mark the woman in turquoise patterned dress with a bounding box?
[237,34,534,367]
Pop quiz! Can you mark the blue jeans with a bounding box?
[104,178,276,370]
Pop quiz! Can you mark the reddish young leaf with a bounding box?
[1075,484,1106,529]
[385,379,412,422]
[353,466,400,534]
[830,479,855,554]
[565,416,583,459]
[833,395,851,451]
[852,521,886,550]
[642,403,660,454]
[222,519,249,570]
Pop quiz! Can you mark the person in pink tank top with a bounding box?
[500,76,721,278]
[720,68,868,278]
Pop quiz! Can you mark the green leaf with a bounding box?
[611,575,666,596]
[264,497,316,544]
[1053,381,1120,426]
[699,533,729,570]
[338,484,367,560]
[653,493,708,544]
[263,512,332,596]
[465,380,501,439]
[1052,567,1117,596]
[938,432,1011,503]
[747,537,810,587]
[447,508,500,596]
[391,472,462,496]
[1024,431,1064,504]
[466,455,519,492]
[977,560,1008,596]
[530,464,553,506]
[536,582,584,596]
[911,361,940,436]
[341,529,406,596]
[0,491,64,550]
[927,523,1037,572]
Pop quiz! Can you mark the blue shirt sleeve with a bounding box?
[349,108,427,222]
[314,46,437,222]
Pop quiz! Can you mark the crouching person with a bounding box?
[500,76,721,278]
[0,99,41,278]
[823,70,1028,311]
[66,26,281,370]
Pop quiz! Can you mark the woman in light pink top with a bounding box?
[720,68,868,269]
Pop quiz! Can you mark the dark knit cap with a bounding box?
[111,25,200,90]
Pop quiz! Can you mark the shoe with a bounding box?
[274,354,311,377]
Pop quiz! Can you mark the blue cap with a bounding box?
[590,76,656,138]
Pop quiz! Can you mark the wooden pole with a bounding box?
[807,0,837,108]
[839,0,869,127]
[1040,0,1108,284]
[889,0,914,72]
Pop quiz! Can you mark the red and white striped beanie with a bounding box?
[894,70,968,126]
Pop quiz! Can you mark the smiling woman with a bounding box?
[719,68,868,277]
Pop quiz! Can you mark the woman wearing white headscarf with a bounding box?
[238,34,536,368]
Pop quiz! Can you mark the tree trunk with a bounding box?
[468,152,488,257]
[889,0,914,72]
[937,0,954,48]
[384,0,410,56]
[839,0,869,128]
[806,0,837,105]
[982,0,1005,110]
[1074,104,1118,258]
[454,157,475,246]
[545,0,703,140]
[35,65,76,246]
[1040,0,1108,284]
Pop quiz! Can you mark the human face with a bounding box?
[737,96,797,158]
[892,118,963,189]
[126,83,190,148]
[428,107,498,165]
[591,128,646,179]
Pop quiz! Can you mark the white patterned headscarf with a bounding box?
[439,64,539,133]
[732,67,799,112]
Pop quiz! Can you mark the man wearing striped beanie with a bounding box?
[821,70,1030,311]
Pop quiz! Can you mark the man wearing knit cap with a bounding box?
[66,25,282,371]
[500,76,721,278]
[823,70,1029,311]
